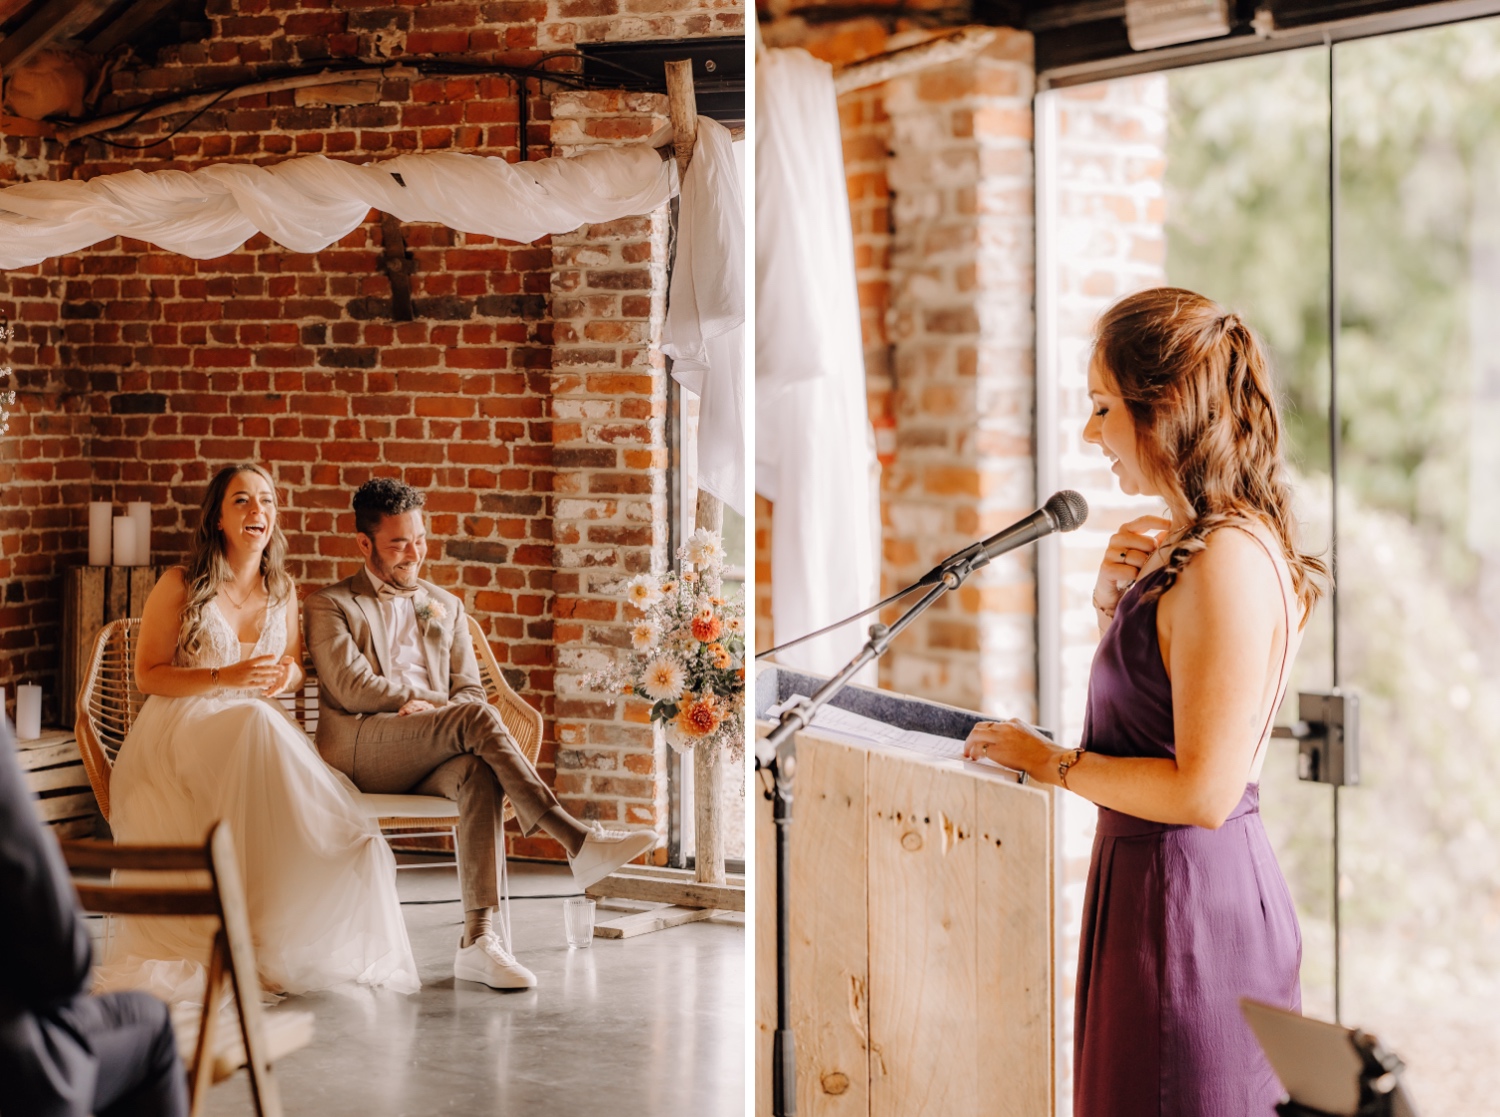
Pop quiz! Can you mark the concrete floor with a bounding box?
[202,860,746,1117]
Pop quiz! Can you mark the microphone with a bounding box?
[929,490,1089,579]
[753,491,1090,663]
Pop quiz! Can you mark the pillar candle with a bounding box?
[89,501,113,566]
[15,684,42,740]
[113,516,136,568]
[128,501,151,567]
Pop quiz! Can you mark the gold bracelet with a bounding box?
[1058,747,1084,788]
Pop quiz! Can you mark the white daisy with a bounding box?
[684,528,723,566]
[640,656,686,702]
[624,574,663,610]
[631,620,659,651]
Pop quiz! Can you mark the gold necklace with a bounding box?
[220,580,263,611]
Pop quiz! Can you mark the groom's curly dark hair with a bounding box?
[353,477,426,538]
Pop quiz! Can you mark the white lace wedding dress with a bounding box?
[101,596,420,1000]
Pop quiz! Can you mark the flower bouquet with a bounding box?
[586,528,746,759]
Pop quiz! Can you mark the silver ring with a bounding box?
[1017,771,1029,785]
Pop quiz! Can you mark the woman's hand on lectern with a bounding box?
[1093,514,1171,617]
[964,718,1056,781]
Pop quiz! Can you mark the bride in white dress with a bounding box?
[104,463,419,999]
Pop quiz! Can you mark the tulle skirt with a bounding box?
[100,692,420,1001]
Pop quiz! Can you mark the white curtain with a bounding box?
[756,48,880,676]
[0,145,674,268]
[662,117,746,515]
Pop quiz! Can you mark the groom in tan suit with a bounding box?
[305,478,656,990]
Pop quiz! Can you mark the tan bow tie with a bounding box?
[375,578,419,600]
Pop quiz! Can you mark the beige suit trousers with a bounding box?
[341,701,559,912]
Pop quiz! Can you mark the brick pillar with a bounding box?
[881,32,1038,719]
[545,90,672,848]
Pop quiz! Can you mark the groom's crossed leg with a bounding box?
[351,700,558,910]
[343,700,655,988]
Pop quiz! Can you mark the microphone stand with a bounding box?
[756,559,977,1117]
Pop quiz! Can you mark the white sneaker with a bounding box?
[568,823,659,889]
[454,933,537,990]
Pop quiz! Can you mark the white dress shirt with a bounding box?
[368,568,433,693]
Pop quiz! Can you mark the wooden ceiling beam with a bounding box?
[0,0,37,27]
[86,0,176,55]
[0,0,117,70]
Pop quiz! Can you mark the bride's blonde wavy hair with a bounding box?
[1092,287,1328,615]
[178,463,294,660]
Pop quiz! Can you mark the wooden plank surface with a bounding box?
[791,735,870,1117]
[867,752,977,1117]
[976,782,1053,1117]
[25,762,91,795]
[37,792,99,823]
[586,871,745,912]
[105,566,131,625]
[52,816,103,839]
[14,733,80,771]
[593,905,716,939]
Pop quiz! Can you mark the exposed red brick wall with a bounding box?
[0,0,739,858]
[0,135,77,727]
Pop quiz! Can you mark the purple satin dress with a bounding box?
[1074,563,1301,1117]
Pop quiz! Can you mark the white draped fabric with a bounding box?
[0,145,675,268]
[662,117,746,515]
[755,48,880,675]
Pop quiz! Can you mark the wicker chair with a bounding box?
[74,613,544,871]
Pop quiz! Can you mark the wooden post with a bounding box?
[664,56,728,887]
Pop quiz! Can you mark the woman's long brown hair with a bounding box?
[1092,287,1328,614]
[178,463,294,660]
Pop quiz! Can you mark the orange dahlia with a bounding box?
[691,611,723,643]
[673,693,725,738]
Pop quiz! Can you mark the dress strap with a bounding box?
[1225,525,1293,772]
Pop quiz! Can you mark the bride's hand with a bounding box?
[217,655,281,692]
[262,656,298,697]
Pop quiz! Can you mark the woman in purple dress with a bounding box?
[964,287,1327,1116]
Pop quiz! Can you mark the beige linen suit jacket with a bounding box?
[304,568,486,773]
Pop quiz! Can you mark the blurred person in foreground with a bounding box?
[965,287,1326,1117]
[0,716,187,1117]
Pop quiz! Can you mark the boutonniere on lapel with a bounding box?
[414,592,447,626]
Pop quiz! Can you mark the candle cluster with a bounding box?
[88,501,152,567]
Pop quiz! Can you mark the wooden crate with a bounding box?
[12,728,106,839]
[755,727,1053,1117]
[60,566,167,725]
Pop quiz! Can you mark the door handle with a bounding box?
[1272,690,1360,787]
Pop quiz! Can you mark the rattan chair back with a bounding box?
[74,618,145,823]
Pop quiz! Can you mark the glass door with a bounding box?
[1331,22,1500,1112]
[1041,23,1500,1113]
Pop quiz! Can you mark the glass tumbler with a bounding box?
[564,897,596,948]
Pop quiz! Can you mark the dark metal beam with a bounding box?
[1035,0,1500,86]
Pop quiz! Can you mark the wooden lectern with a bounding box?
[755,668,1054,1117]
